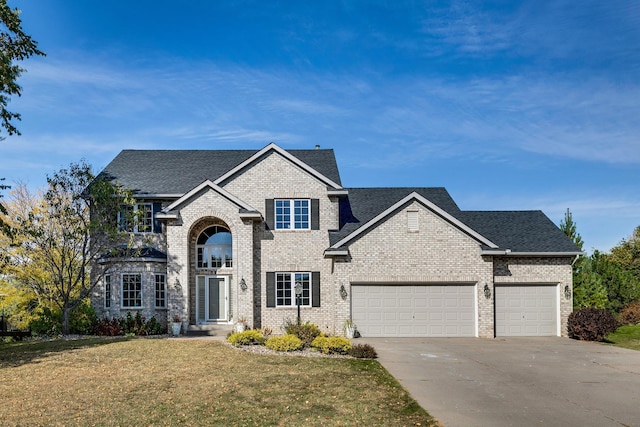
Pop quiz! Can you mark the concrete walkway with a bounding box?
[359,337,640,427]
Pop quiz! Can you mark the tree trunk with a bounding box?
[61,305,70,335]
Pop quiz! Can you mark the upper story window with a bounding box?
[275,199,310,230]
[197,225,232,269]
[118,203,153,233]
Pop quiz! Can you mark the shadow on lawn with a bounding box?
[0,336,133,368]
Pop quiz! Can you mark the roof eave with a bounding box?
[481,250,584,257]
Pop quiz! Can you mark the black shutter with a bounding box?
[153,202,162,233]
[311,199,319,230]
[266,272,275,307]
[311,272,320,307]
[265,199,274,230]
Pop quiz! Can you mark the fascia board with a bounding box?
[331,192,499,249]
[323,249,349,257]
[482,251,584,257]
[155,212,178,220]
[132,194,182,199]
[164,180,257,213]
[239,211,262,220]
[213,142,343,190]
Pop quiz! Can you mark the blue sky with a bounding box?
[2,0,639,253]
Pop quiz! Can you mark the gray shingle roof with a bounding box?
[330,188,580,253]
[98,148,342,195]
[458,211,581,253]
[329,187,461,245]
[98,148,578,254]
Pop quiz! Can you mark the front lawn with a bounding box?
[606,324,640,351]
[0,338,437,426]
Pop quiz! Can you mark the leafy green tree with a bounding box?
[572,253,609,309]
[0,0,45,139]
[609,226,640,283]
[8,162,134,334]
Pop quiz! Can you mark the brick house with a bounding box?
[91,142,581,337]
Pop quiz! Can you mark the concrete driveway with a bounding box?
[359,337,640,427]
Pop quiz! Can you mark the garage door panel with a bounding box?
[352,284,476,337]
[496,285,557,337]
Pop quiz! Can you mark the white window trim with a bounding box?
[104,275,111,309]
[155,274,166,309]
[407,209,419,232]
[121,273,143,309]
[275,272,311,307]
[274,199,311,230]
[118,203,153,234]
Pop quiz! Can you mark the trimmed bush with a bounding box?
[348,343,378,359]
[619,301,640,325]
[311,335,352,354]
[227,329,266,346]
[284,321,321,347]
[265,334,303,352]
[568,307,618,341]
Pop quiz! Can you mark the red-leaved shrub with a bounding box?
[618,301,640,325]
[568,307,618,341]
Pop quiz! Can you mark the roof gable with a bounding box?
[214,142,343,189]
[165,180,259,214]
[98,143,342,196]
[329,189,498,249]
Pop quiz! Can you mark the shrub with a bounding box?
[92,315,165,336]
[311,335,352,354]
[93,317,123,336]
[619,301,640,325]
[69,301,98,335]
[568,307,618,341]
[265,334,303,352]
[30,307,61,336]
[348,343,377,359]
[227,329,266,346]
[284,321,321,347]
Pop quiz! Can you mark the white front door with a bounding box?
[196,276,229,323]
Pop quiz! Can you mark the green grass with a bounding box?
[606,324,640,351]
[0,338,438,426]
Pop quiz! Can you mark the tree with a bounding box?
[559,208,583,251]
[8,162,134,334]
[1,0,45,139]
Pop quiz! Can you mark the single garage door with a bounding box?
[495,285,558,336]
[351,284,476,337]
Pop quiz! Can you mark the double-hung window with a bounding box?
[104,275,111,308]
[118,203,153,233]
[275,199,310,230]
[155,274,166,308]
[275,272,310,307]
[122,274,142,308]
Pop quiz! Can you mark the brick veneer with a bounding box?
[93,150,574,338]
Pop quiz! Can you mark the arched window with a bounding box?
[197,226,232,269]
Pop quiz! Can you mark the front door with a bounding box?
[196,276,228,323]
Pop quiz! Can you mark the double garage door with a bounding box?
[351,284,476,337]
[352,284,558,337]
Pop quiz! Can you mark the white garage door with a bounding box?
[495,285,558,337]
[351,284,476,337]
